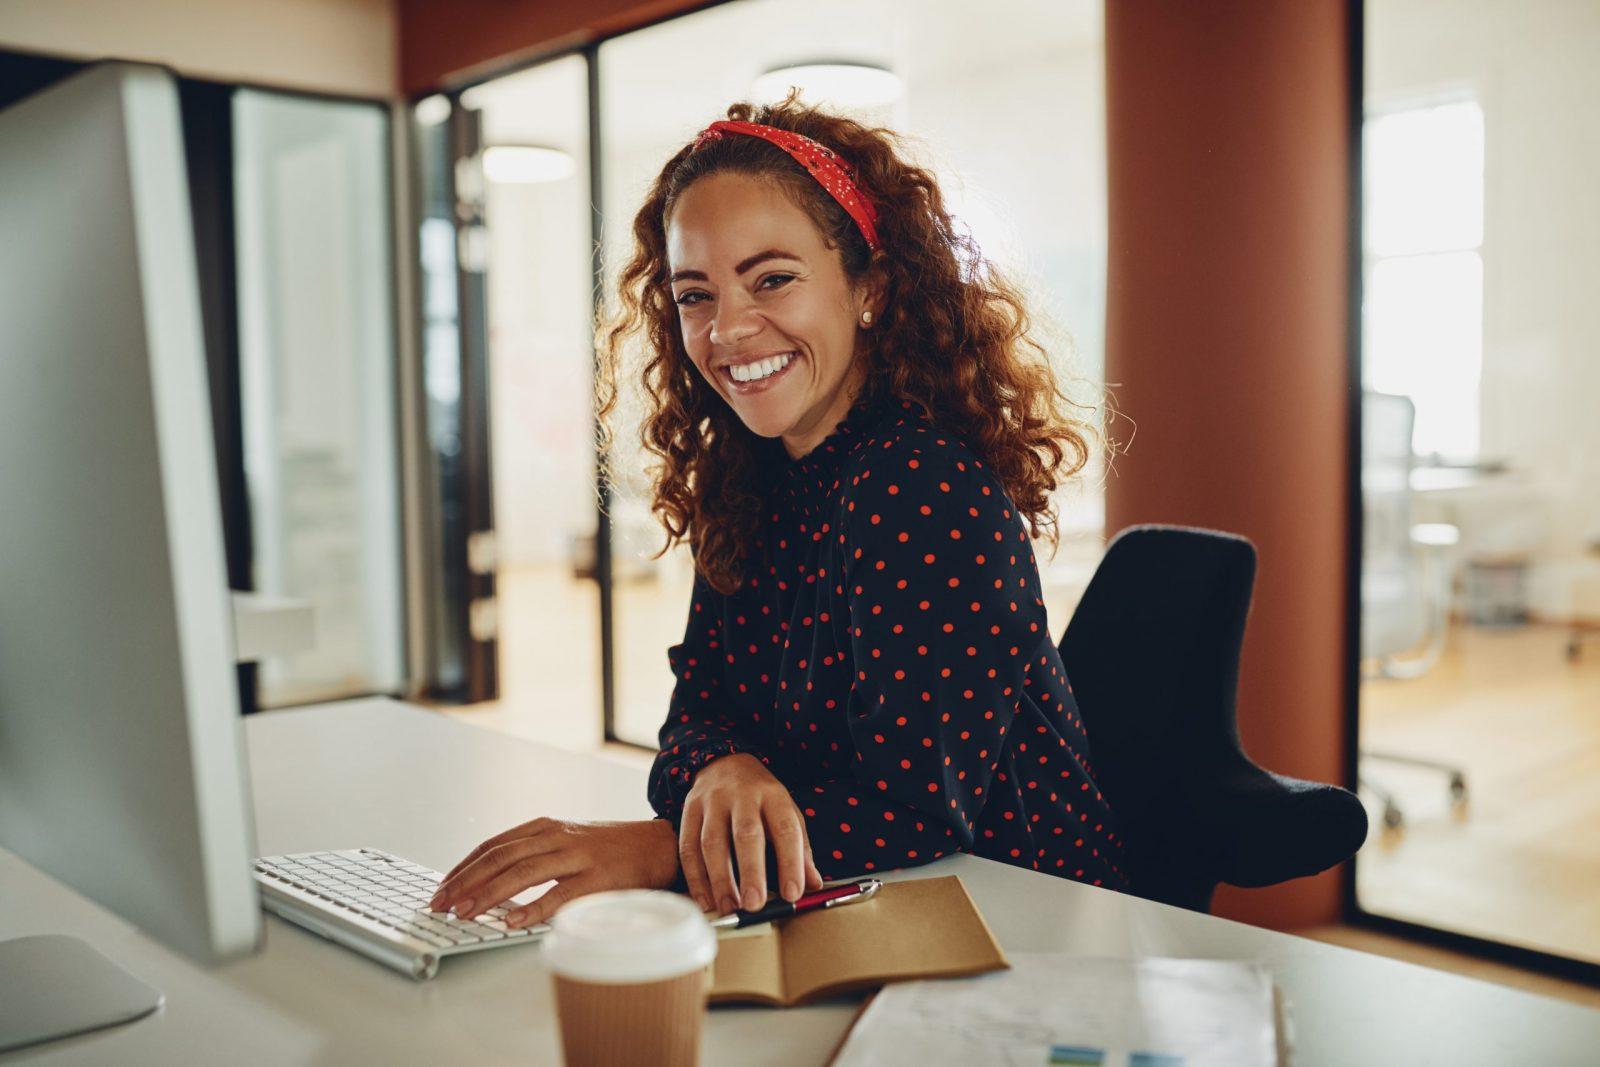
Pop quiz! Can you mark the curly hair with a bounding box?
[594,90,1100,597]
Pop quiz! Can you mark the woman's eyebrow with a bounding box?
[669,248,803,284]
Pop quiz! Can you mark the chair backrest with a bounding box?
[1361,390,1427,656]
[1362,390,1416,569]
[1058,525,1257,906]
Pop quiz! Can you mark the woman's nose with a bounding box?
[708,296,761,347]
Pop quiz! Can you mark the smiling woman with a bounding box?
[431,91,1126,930]
[664,172,882,458]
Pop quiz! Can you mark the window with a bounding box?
[1362,99,1485,461]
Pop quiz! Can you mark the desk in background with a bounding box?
[3,698,1598,1064]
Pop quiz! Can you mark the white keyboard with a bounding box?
[253,848,550,980]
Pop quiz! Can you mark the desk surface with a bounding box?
[4,697,1599,1065]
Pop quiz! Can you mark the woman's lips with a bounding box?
[722,352,798,395]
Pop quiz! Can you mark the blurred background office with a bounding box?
[1,0,1594,1004]
[1356,0,1600,978]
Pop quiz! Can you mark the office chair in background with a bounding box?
[1358,390,1467,830]
[1360,390,1460,678]
[1566,532,1600,662]
[1058,525,1368,913]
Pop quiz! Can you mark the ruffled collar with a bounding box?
[772,389,900,516]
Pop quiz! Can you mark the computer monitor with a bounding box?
[0,58,262,1009]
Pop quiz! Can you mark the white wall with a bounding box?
[0,0,396,98]
[1369,0,1600,615]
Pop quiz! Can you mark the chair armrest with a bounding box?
[1196,763,1369,890]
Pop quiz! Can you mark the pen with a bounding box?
[709,878,882,930]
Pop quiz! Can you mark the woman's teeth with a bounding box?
[728,352,795,383]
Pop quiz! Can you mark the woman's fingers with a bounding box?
[452,847,583,921]
[437,817,549,888]
[699,813,740,914]
[806,852,824,891]
[434,835,558,914]
[802,827,824,891]
[765,803,807,903]
[505,876,581,930]
[731,800,768,911]
[677,806,714,912]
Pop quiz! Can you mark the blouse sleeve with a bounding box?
[789,445,1047,877]
[647,567,774,828]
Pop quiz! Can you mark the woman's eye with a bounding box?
[675,275,791,307]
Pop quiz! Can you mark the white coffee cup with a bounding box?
[542,890,717,1067]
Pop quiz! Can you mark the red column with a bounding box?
[1104,0,1354,928]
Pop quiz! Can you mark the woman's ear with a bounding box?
[856,264,889,325]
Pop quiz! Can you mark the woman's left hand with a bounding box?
[429,817,680,928]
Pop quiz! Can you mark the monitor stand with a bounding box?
[0,935,163,1052]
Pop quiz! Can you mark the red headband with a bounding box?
[692,120,883,254]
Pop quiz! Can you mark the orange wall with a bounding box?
[1104,0,1353,928]
[398,0,711,94]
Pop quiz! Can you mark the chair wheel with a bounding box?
[1449,773,1467,803]
[1383,802,1404,830]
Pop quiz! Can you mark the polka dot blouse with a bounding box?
[647,393,1127,891]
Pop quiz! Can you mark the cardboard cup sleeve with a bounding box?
[552,965,710,1067]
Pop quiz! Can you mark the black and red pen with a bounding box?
[708,878,882,930]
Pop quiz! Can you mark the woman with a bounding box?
[430,94,1125,929]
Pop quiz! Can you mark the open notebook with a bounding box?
[709,875,1008,1007]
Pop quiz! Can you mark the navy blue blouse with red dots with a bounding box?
[647,392,1127,891]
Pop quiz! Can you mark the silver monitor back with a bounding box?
[0,62,261,964]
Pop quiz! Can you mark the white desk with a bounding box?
[4,697,1598,1065]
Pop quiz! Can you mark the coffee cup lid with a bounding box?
[542,890,716,984]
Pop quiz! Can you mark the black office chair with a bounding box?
[1059,524,1369,912]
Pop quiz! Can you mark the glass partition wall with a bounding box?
[452,58,604,747]
[233,89,406,707]
[1354,0,1600,972]
[448,0,1110,751]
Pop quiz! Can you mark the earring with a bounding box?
[860,311,873,326]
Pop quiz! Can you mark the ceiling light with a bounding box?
[414,94,451,128]
[752,62,903,109]
[458,84,491,113]
[481,145,575,184]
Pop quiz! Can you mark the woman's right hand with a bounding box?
[679,753,824,914]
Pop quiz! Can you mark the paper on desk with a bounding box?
[832,954,1277,1067]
